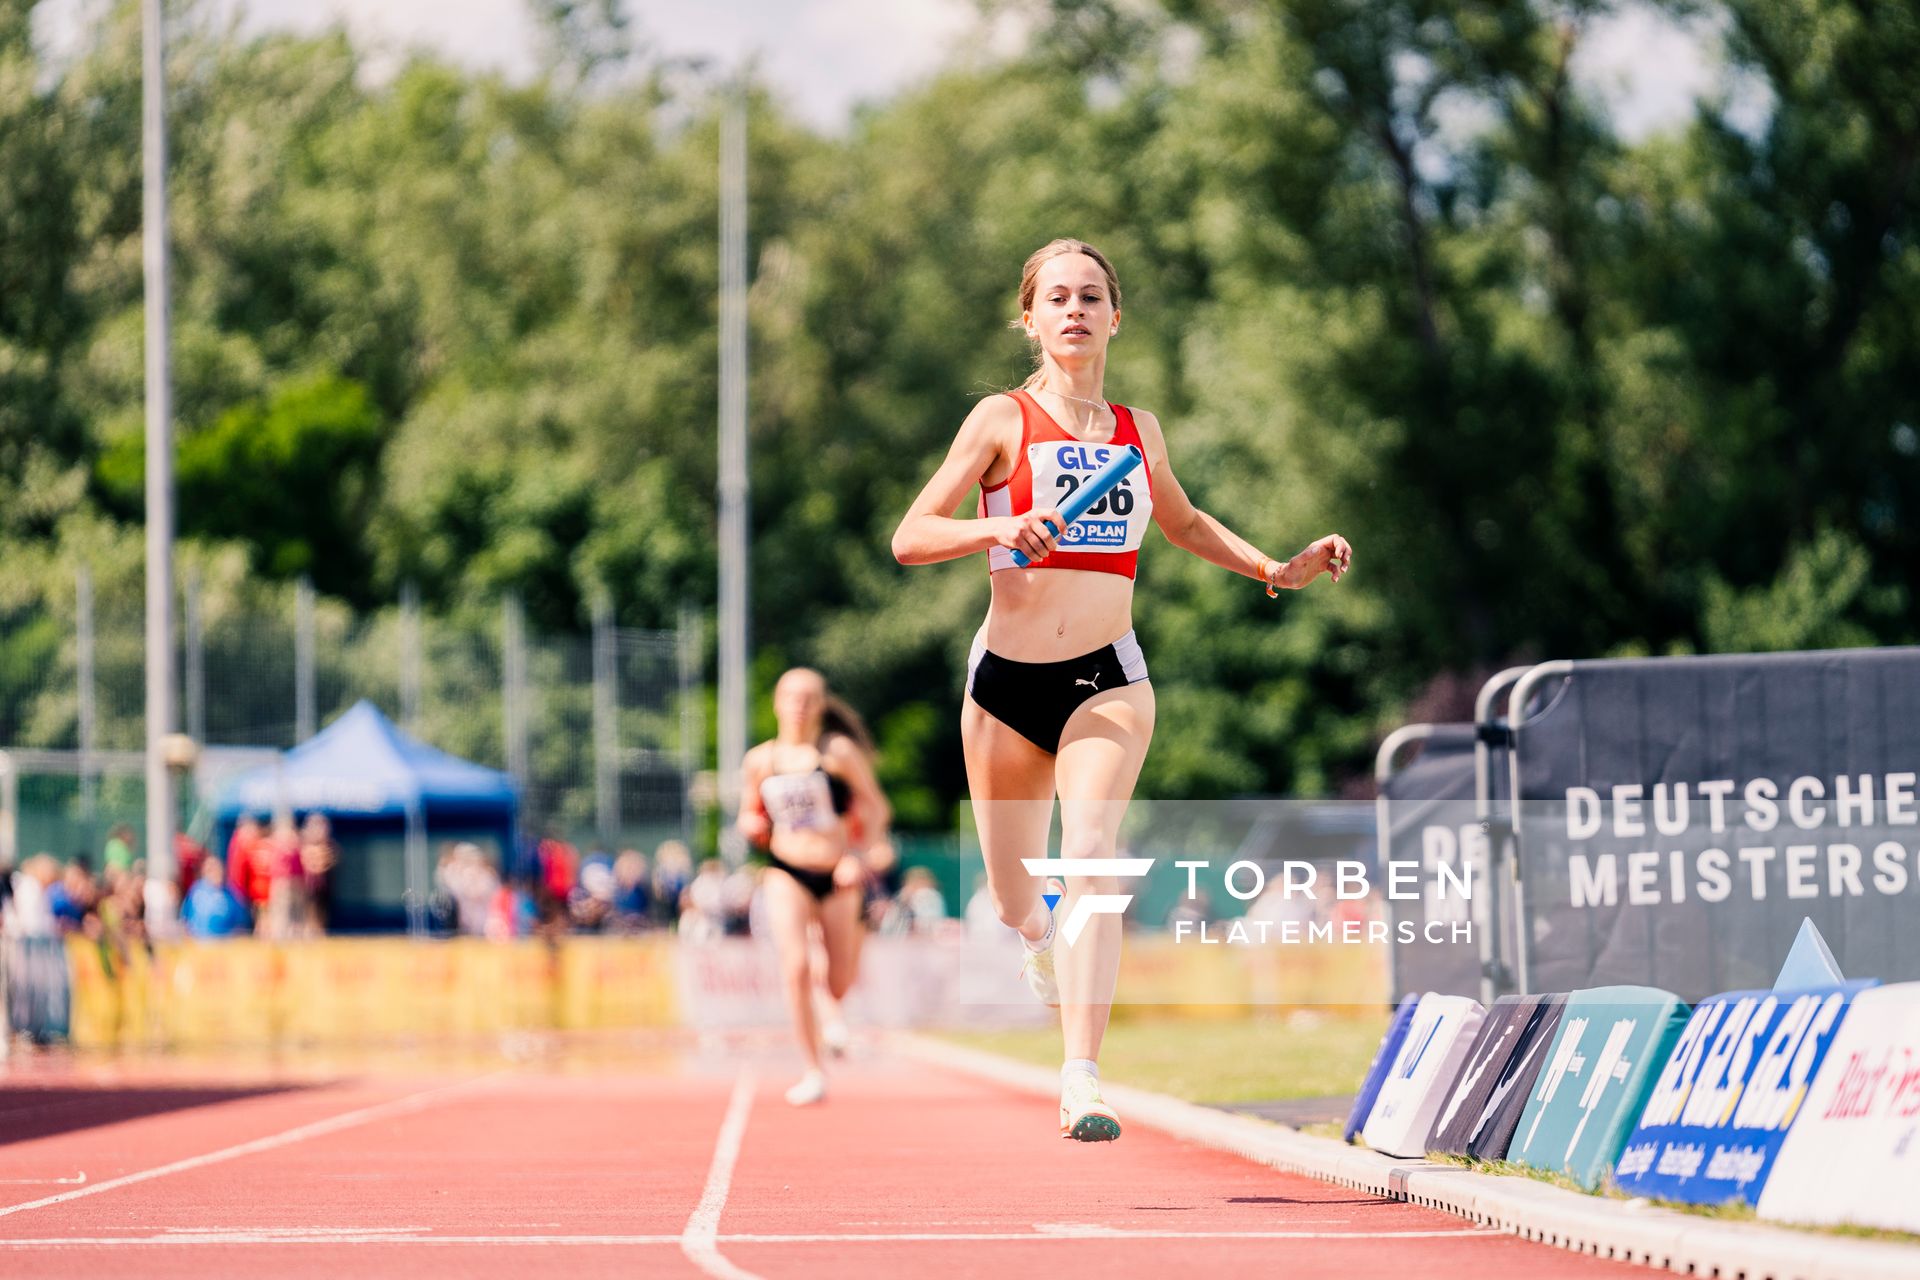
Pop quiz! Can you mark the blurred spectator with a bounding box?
[298,813,338,934]
[3,856,68,1044]
[506,876,542,940]
[679,858,728,942]
[652,840,692,925]
[570,860,616,933]
[174,829,208,901]
[897,866,948,932]
[181,856,249,938]
[3,856,59,937]
[1166,887,1213,931]
[227,816,271,923]
[440,842,501,937]
[508,831,542,886]
[611,848,651,930]
[1329,888,1378,930]
[261,814,306,939]
[965,872,1015,941]
[720,862,757,936]
[94,866,147,953]
[47,857,98,935]
[1245,876,1313,928]
[537,830,579,908]
[102,824,135,877]
[860,839,900,930]
[428,841,460,934]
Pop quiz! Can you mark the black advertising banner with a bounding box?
[1379,725,1507,1002]
[1465,994,1568,1162]
[1428,994,1551,1157]
[1512,649,1920,998]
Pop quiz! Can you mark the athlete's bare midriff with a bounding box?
[770,824,844,873]
[983,566,1136,661]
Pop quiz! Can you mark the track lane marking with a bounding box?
[0,1228,1500,1246]
[0,1076,499,1220]
[679,1070,760,1280]
[0,1173,85,1185]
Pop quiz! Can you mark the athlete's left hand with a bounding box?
[738,809,772,847]
[1278,535,1352,588]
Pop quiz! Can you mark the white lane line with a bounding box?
[0,1076,498,1220]
[0,1228,1499,1247]
[726,1229,1501,1242]
[0,1234,682,1246]
[0,1173,85,1185]
[162,1226,428,1236]
[679,1070,760,1280]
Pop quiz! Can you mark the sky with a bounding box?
[35,0,1740,141]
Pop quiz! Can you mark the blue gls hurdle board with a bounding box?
[1613,981,1875,1205]
[1507,985,1689,1189]
[1345,995,1419,1143]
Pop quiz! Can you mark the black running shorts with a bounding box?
[965,630,1149,753]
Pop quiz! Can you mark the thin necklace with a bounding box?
[1038,384,1109,434]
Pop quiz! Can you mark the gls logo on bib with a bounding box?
[1028,443,1151,552]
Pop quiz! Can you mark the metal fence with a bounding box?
[0,564,700,864]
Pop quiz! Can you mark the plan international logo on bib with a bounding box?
[1028,442,1144,550]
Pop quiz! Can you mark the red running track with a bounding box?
[0,1036,1652,1279]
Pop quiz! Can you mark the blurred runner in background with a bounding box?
[737,669,891,1106]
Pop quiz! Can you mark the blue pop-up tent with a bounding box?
[213,701,517,933]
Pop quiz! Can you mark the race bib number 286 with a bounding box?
[1027,442,1153,553]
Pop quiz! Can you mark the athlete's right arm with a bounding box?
[891,396,1063,565]
[736,745,772,847]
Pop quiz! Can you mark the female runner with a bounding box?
[891,239,1351,1141]
[737,668,891,1105]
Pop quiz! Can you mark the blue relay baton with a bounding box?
[1010,445,1143,568]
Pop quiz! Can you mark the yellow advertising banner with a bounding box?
[558,937,677,1030]
[153,940,285,1049]
[58,931,1371,1050]
[63,937,119,1051]
[65,935,675,1050]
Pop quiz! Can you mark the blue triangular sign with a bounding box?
[1043,892,1062,911]
[1773,917,1845,990]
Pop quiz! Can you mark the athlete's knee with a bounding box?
[780,951,812,988]
[991,889,1036,930]
[826,960,858,1000]
[1058,830,1121,894]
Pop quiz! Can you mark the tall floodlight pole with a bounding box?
[142,0,179,930]
[715,89,749,863]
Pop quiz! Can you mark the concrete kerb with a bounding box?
[894,1032,1920,1280]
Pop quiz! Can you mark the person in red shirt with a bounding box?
[174,830,208,902]
[262,814,306,939]
[537,832,579,908]
[226,816,268,921]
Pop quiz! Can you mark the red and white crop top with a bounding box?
[979,388,1156,578]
